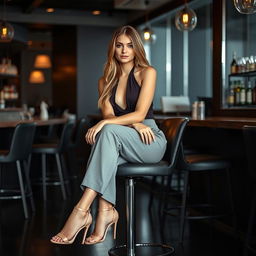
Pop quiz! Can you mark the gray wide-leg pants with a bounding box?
[81,119,167,205]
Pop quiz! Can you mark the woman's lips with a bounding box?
[120,55,128,58]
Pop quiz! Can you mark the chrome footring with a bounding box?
[108,243,174,256]
[0,189,32,200]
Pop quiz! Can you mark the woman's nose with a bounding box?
[122,47,127,53]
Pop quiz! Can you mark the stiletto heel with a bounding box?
[113,220,118,239]
[82,223,91,244]
[84,207,119,245]
[51,207,92,245]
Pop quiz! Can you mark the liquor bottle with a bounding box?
[240,81,246,105]
[234,80,241,106]
[253,80,256,105]
[0,90,5,109]
[246,81,253,105]
[230,51,238,74]
[227,81,235,107]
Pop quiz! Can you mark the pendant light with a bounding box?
[0,0,14,42]
[233,0,256,14]
[175,0,197,32]
[29,70,45,84]
[34,54,52,68]
[142,26,156,43]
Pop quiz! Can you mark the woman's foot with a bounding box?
[50,207,92,244]
[84,207,119,245]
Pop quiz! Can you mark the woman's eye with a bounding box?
[128,44,133,48]
[116,44,121,48]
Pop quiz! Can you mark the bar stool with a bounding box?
[0,123,36,219]
[243,125,256,253]
[68,118,90,177]
[163,144,236,243]
[31,121,75,200]
[108,117,188,256]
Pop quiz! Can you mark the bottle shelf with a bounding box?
[229,71,256,78]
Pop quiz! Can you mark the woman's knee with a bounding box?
[101,124,121,136]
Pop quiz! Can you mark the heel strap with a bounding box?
[75,207,90,213]
[98,206,114,212]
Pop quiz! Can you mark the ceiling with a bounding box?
[7,0,173,15]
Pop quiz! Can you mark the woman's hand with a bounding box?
[132,123,155,144]
[85,120,106,145]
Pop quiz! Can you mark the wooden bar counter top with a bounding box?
[87,113,256,130]
[154,115,256,130]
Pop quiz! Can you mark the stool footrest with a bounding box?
[108,243,174,256]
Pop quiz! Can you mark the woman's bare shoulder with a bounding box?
[139,66,156,80]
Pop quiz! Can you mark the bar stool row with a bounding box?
[0,118,256,255]
[0,118,89,218]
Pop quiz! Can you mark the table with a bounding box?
[0,117,68,128]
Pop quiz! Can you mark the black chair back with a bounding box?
[58,121,75,152]
[72,118,89,147]
[243,125,256,181]
[7,123,36,162]
[161,117,189,168]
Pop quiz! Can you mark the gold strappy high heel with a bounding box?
[50,207,92,245]
[84,206,119,245]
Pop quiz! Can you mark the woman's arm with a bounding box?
[98,77,116,119]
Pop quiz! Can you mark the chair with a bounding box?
[108,117,189,256]
[163,142,236,243]
[31,121,75,201]
[67,118,91,178]
[243,125,256,253]
[0,123,36,219]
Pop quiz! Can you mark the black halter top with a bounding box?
[109,67,154,119]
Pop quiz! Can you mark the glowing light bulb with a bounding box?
[144,31,151,41]
[182,13,189,24]
[2,27,7,36]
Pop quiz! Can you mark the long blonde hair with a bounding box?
[98,25,150,108]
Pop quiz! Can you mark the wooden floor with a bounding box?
[0,176,254,256]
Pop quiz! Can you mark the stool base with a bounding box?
[108,243,174,256]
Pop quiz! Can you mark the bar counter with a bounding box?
[88,113,256,130]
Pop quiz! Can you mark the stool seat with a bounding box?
[32,143,59,154]
[183,154,230,171]
[117,161,170,177]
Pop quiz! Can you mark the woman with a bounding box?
[50,25,167,245]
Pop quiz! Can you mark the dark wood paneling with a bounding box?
[52,26,77,114]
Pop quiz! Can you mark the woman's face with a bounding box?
[114,34,135,64]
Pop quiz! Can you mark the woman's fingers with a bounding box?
[139,128,155,144]
[149,129,156,142]
[86,128,94,145]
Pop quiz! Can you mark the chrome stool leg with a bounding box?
[108,177,174,256]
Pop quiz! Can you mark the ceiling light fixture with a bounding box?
[46,8,55,13]
[92,10,101,15]
[233,0,256,14]
[29,70,45,84]
[175,0,197,32]
[0,0,14,42]
[34,54,52,69]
